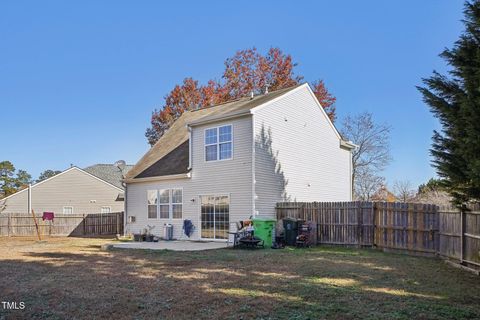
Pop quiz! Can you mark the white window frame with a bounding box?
[100,206,111,214]
[63,206,74,214]
[147,188,183,220]
[147,190,158,219]
[204,124,233,162]
[199,193,231,240]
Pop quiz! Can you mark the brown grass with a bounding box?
[0,237,479,320]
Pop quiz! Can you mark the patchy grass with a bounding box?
[0,237,479,319]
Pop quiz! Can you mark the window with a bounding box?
[205,125,232,161]
[147,190,157,219]
[172,189,183,219]
[63,206,73,214]
[101,206,111,214]
[200,195,230,239]
[159,189,170,219]
[147,189,183,219]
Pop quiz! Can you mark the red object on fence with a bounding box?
[42,212,54,221]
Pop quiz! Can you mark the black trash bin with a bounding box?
[283,218,300,246]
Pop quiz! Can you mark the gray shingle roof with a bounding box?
[83,164,134,189]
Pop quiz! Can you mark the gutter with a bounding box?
[340,140,357,150]
[187,110,251,127]
[123,172,191,184]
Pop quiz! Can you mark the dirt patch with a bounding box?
[0,237,479,319]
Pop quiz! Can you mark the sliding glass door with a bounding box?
[200,195,230,240]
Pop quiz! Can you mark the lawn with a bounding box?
[0,237,479,320]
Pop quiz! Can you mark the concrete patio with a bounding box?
[107,240,229,251]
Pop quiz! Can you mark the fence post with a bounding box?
[372,202,377,247]
[460,207,464,264]
[116,212,120,235]
[7,213,11,237]
[83,214,86,235]
[357,201,362,247]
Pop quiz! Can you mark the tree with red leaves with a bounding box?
[146,47,337,145]
[311,80,337,122]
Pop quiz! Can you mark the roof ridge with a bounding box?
[190,83,302,113]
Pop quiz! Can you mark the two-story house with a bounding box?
[125,83,355,240]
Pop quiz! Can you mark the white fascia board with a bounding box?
[0,166,80,201]
[124,172,191,184]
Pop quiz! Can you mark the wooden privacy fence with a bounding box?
[0,212,124,237]
[276,201,480,269]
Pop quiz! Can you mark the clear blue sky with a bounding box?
[0,1,465,188]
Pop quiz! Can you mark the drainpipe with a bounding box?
[27,184,32,213]
[187,125,193,170]
[123,182,128,236]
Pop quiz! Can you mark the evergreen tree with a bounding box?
[418,1,480,205]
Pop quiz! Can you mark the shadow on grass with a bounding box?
[0,245,479,319]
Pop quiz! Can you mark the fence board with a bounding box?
[0,212,124,237]
[276,201,479,271]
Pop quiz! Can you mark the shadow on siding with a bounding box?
[255,124,290,204]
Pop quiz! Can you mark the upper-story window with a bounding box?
[205,125,233,161]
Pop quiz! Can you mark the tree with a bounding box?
[418,178,444,195]
[15,170,32,190]
[0,161,33,198]
[393,180,415,202]
[146,47,337,145]
[417,1,480,206]
[311,80,336,122]
[0,161,16,197]
[354,168,385,201]
[37,169,62,183]
[340,112,392,199]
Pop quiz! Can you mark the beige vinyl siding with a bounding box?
[253,86,352,217]
[1,168,124,215]
[126,116,253,240]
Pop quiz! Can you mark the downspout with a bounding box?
[251,113,257,217]
[187,125,192,170]
[123,182,128,236]
[27,184,32,214]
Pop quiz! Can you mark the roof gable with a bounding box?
[126,84,303,180]
[0,166,124,202]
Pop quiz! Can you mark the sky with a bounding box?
[0,1,465,188]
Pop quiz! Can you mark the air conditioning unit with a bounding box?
[127,216,136,223]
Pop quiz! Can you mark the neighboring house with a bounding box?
[371,186,398,202]
[414,190,452,207]
[0,164,132,215]
[125,83,355,241]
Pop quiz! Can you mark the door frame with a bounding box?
[198,193,231,241]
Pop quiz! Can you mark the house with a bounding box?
[125,83,355,240]
[0,164,132,215]
[371,186,397,202]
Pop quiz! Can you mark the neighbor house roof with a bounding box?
[126,84,304,180]
[83,164,133,189]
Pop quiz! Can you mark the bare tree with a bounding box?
[354,168,385,201]
[341,112,392,199]
[393,180,415,202]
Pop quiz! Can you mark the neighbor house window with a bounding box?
[101,206,111,214]
[205,125,232,161]
[147,190,158,219]
[63,206,73,214]
[147,189,183,219]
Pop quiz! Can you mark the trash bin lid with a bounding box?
[252,218,277,222]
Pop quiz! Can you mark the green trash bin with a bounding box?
[252,218,276,248]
